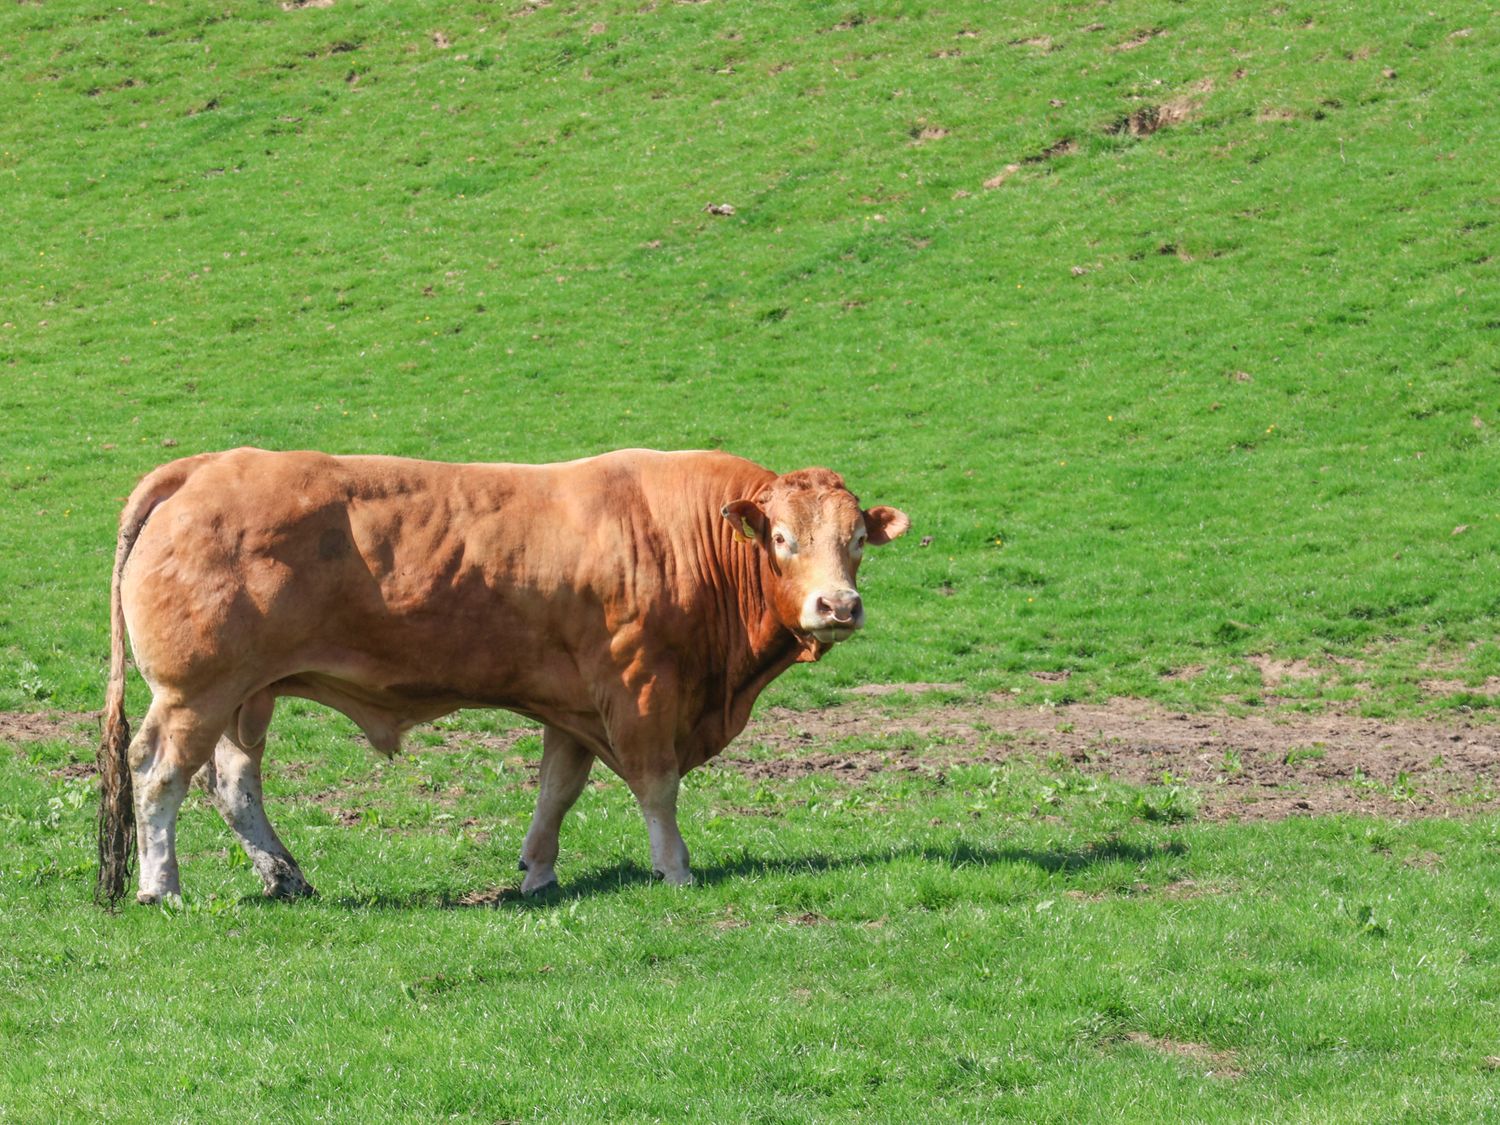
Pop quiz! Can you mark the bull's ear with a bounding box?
[721,500,768,544]
[863,506,910,546]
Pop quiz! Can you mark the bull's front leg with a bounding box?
[518,726,594,895]
[625,770,693,886]
[606,667,692,886]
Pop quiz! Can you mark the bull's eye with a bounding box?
[773,532,785,546]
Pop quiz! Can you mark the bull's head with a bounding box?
[722,468,909,649]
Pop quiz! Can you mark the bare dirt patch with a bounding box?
[1111,28,1166,52]
[717,696,1500,821]
[783,911,832,926]
[908,124,949,145]
[8,700,1497,822]
[1107,97,1199,137]
[0,710,94,747]
[1249,655,1321,688]
[1421,676,1500,697]
[847,681,961,697]
[983,137,1077,190]
[1123,1032,1243,1078]
[1161,664,1206,681]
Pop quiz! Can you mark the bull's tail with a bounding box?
[95,523,136,908]
[96,456,211,908]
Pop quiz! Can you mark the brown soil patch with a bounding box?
[983,165,1021,190]
[0,710,94,746]
[783,911,831,926]
[1111,28,1165,52]
[455,885,518,907]
[1031,670,1072,683]
[1161,664,1206,681]
[1108,97,1199,137]
[984,137,1077,190]
[847,682,961,697]
[8,700,1497,823]
[1066,878,1228,903]
[1421,677,1500,697]
[1034,138,1078,160]
[718,696,1500,821]
[1249,655,1320,688]
[1123,1032,1243,1078]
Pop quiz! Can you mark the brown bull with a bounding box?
[96,448,909,905]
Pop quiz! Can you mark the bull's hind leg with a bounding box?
[200,709,315,899]
[131,700,223,904]
[518,726,594,895]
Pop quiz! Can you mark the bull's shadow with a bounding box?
[305,836,1185,912]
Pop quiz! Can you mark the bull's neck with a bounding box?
[674,488,816,767]
[714,524,791,668]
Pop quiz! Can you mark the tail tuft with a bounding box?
[95,685,134,909]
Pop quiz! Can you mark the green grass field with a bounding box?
[6,707,1500,1121]
[2,0,1499,1119]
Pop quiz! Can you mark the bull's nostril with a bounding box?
[809,591,862,629]
[816,593,860,623]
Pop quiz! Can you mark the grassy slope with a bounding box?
[2,4,1499,1119]
[1,0,1496,713]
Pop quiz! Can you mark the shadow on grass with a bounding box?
[306,836,1185,911]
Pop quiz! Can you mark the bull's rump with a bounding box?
[118,447,770,721]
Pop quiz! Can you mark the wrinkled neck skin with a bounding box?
[741,536,829,665]
[682,498,826,769]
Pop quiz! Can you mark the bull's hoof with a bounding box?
[265,879,317,900]
[653,869,695,887]
[520,873,559,897]
[258,856,315,900]
[136,890,182,907]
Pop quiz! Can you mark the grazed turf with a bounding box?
[5,703,1500,1121]
[2,1,1500,1119]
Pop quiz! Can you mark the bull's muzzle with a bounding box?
[804,588,864,644]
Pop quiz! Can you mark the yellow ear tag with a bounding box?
[735,518,756,543]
